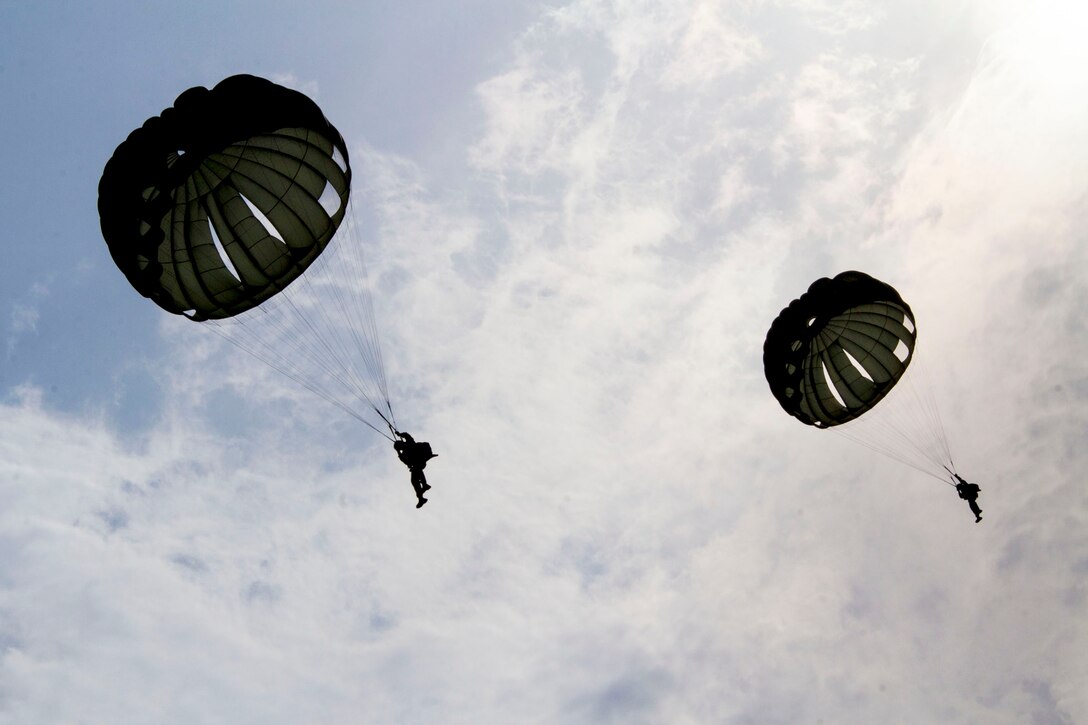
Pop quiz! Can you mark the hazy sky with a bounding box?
[2,1,1086,722]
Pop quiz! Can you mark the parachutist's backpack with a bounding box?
[416,442,436,462]
[406,441,436,469]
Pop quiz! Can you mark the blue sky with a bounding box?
[2,1,1087,722]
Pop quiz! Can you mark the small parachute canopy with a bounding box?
[763,271,916,428]
[98,74,351,321]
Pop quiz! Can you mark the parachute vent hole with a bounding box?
[177,149,186,156]
[239,194,286,246]
[902,315,916,334]
[807,317,817,327]
[208,221,242,283]
[786,363,796,375]
[893,339,911,362]
[331,146,348,174]
[784,387,795,398]
[790,340,802,352]
[821,362,848,410]
[843,350,874,382]
[317,182,342,217]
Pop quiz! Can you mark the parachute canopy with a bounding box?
[98,74,351,321]
[100,75,398,439]
[763,271,916,428]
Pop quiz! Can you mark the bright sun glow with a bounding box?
[985,0,1088,96]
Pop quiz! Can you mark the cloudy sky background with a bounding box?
[2,0,1086,722]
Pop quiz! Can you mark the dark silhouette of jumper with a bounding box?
[953,473,982,523]
[394,431,437,508]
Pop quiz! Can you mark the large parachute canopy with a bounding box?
[99,75,396,438]
[763,271,956,482]
[763,271,915,427]
[98,74,351,320]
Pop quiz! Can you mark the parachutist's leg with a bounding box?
[969,500,982,522]
[411,469,428,507]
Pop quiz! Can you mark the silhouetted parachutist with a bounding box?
[393,431,437,508]
[952,473,982,523]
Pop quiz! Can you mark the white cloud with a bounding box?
[771,53,918,175]
[662,1,763,87]
[470,67,588,177]
[3,1,1087,722]
[784,0,883,35]
[5,282,48,359]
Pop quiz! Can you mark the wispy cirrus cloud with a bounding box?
[5,282,48,359]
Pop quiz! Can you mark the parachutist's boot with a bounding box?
[416,497,428,509]
[421,483,431,492]
[976,515,982,523]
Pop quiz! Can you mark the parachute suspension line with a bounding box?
[892,349,956,480]
[293,191,393,417]
[370,404,396,436]
[917,357,954,471]
[275,179,395,428]
[229,281,371,413]
[218,315,393,441]
[297,147,396,431]
[833,399,950,482]
[202,320,395,442]
[197,146,392,429]
[828,341,956,486]
[338,194,395,425]
[330,195,394,427]
[207,298,385,434]
[832,426,951,484]
[201,192,397,438]
[282,290,384,411]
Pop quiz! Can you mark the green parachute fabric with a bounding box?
[99,75,398,438]
[763,271,916,428]
[98,74,351,321]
